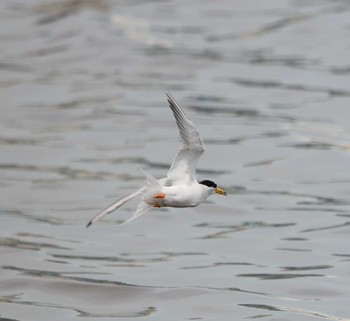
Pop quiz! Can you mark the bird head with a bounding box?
[199,180,227,196]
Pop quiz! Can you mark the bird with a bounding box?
[86,92,226,227]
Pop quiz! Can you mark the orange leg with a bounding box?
[153,204,161,208]
[153,193,165,199]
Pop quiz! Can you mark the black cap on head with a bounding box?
[199,180,217,188]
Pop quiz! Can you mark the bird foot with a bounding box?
[153,193,165,199]
[153,204,161,208]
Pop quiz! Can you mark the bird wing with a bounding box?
[86,186,145,227]
[166,92,204,184]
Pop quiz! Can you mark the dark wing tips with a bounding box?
[166,92,188,119]
[166,91,205,153]
[166,92,191,145]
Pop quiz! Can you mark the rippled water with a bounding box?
[1,0,350,320]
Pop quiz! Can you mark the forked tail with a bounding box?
[86,186,145,227]
[87,169,160,227]
[120,201,153,225]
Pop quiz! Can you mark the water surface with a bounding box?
[1,0,350,320]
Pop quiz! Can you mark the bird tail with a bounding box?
[86,169,159,227]
[121,201,153,225]
[86,187,145,227]
[139,168,160,188]
[120,169,160,225]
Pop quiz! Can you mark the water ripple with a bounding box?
[230,77,350,97]
[1,265,148,288]
[0,293,156,318]
[1,208,66,226]
[181,261,257,270]
[237,273,323,280]
[0,237,71,251]
[281,265,333,271]
[240,303,350,321]
[49,252,201,265]
[301,221,350,233]
[193,221,296,239]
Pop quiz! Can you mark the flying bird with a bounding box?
[87,92,226,227]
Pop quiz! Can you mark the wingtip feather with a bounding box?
[166,91,177,107]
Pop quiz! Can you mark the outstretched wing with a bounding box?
[166,92,204,184]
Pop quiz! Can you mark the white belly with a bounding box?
[142,183,209,208]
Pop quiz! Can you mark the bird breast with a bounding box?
[142,184,209,208]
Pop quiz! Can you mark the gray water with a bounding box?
[1,0,350,320]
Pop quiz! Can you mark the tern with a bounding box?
[87,92,226,227]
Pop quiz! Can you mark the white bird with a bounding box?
[86,92,226,227]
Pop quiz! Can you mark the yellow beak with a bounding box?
[215,187,227,196]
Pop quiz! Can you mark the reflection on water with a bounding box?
[1,0,350,320]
